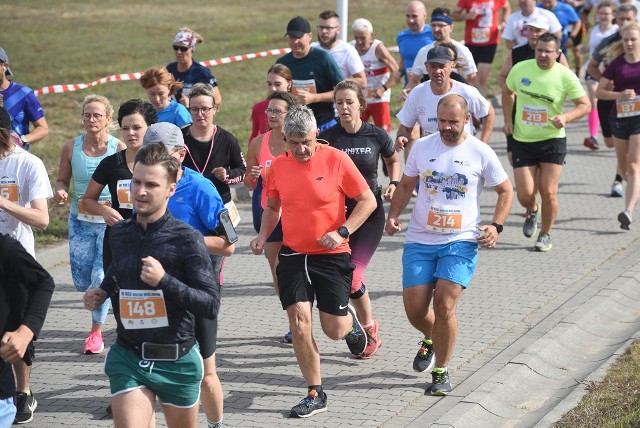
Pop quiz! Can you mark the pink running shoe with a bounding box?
[358,319,381,359]
[84,332,104,354]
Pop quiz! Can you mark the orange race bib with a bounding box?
[0,177,19,204]
[117,179,133,209]
[291,79,317,96]
[521,105,548,127]
[119,289,169,330]
[78,198,111,223]
[427,205,463,233]
[471,27,491,44]
[224,200,241,227]
[616,97,640,118]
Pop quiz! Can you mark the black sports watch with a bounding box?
[491,222,503,234]
[337,226,350,238]
[389,180,400,187]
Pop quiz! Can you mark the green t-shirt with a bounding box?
[506,59,585,142]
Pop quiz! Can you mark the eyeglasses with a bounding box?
[189,106,216,115]
[265,109,287,116]
[173,45,190,52]
[82,113,104,120]
[317,25,339,31]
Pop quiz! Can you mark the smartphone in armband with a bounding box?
[219,209,238,244]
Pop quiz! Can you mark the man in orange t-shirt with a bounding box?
[250,105,376,418]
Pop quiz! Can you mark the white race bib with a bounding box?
[117,179,133,210]
[616,97,640,118]
[426,205,463,233]
[521,105,548,127]
[78,198,111,223]
[119,289,169,330]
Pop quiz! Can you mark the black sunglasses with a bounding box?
[172,45,190,52]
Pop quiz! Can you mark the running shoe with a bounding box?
[618,211,632,230]
[534,233,552,252]
[428,368,452,396]
[523,204,540,238]
[282,330,293,344]
[84,331,104,354]
[344,304,367,356]
[358,319,382,359]
[611,181,624,198]
[583,136,599,150]
[290,389,327,418]
[14,390,37,424]
[413,338,435,373]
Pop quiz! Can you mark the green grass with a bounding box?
[4,0,512,248]
[553,339,640,428]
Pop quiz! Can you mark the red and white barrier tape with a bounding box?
[35,47,292,96]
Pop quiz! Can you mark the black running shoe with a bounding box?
[344,304,367,356]
[14,390,37,424]
[428,368,452,396]
[290,390,327,418]
[413,338,435,373]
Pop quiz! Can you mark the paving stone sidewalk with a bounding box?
[28,108,640,427]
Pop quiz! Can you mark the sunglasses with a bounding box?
[172,45,190,52]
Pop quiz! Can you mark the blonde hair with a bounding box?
[606,23,640,63]
[81,94,116,132]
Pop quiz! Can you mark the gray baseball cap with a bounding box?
[143,122,185,151]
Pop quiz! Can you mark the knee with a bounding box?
[289,309,312,335]
[322,323,344,340]
[405,302,430,327]
[626,160,640,175]
[201,371,220,391]
[433,299,456,322]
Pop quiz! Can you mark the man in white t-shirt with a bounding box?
[386,94,513,396]
[0,107,53,424]
[406,9,478,92]
[311,10,367,88]
[395,46,494,152]
[502,0,563,49]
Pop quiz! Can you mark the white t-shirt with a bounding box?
[404,132,509,245]
[589,24,618,57]
[311,40,365,78]
[411,40,478,78]
[501,8,563,46]
[396,80,491,135]
[0,146,53,257]
[350,39,391,104]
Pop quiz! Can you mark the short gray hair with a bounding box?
[352,18,373,34]
[283,105,317,137]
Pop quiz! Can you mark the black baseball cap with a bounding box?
[285,16,311,38]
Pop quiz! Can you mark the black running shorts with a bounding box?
[276,246,354,316]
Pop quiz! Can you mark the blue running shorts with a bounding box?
[402,241,478,289]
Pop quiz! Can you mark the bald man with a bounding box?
[386,94,512,396]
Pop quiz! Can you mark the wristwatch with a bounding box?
[389,180,400,187]
[337,226,350,238]
[491,222,503,234]
[20,135,28,145]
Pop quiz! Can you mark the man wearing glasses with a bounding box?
[311,10,367,89]
[277,16,344,132]
[502,33,589,252]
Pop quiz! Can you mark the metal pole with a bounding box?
[337,0,348,42]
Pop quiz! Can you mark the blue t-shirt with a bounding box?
[0,81,45,136]
[537,2,580,47]
[397,26,434,85]
[166,60,218,102]
[168,166,224,235]
[157,100,192,128]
